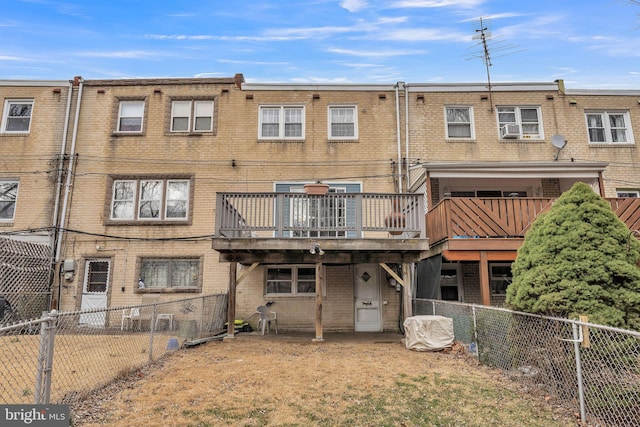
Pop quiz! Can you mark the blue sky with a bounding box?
[2,0,640,88]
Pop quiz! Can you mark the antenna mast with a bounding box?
[476,17,493,111]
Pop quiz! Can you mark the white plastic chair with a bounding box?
[256,306,278,335]
[121,307,140,331]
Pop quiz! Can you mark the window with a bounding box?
[171,100,214,132]
[329,106,357,139]
[265,265,316,295]
[0,180,19,221]
[117,100,145,132]
[110,178,190,221]
[2,100,33,133]
[616,190,639,198]
[140,258,200,290]
[490,263,512,295]
[497,106,542,139]
[445,106,474,139]
[586,111,633,144]
[440,264,462,301]
[259,106,304,139]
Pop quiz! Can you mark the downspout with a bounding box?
[52,80,74,244]
[395,82,404,192]
[55,77,83,264]
[404,83,410,191]
[50,79,74,310]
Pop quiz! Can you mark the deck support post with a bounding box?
[313,261,324,342]
[226,261,237,339]
[402,262,412,320]
[479,251,491,306]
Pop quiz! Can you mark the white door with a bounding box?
[79,259,111,326]
[354,264,381,332]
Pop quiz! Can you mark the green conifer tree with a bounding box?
[506,182,640,330]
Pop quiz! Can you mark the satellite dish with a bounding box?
[551,134,567,149]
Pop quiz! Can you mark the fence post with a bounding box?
[35,310,57,404]
[432,300,436,315]
[148,304,157,362]
[572,322,587,423]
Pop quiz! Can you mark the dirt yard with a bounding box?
[72,333,580,427]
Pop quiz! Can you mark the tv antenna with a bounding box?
[465,17,524,111]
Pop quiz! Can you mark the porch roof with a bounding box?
[212,237,431,264]
[415,161,608,178]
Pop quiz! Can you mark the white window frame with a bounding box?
[2,99,34,133]
[445,106,474,139]
[110,178,190,221]
[117,100,145,133]
[171,100,214,132]
[258,105,305,140]
[585,111,634,145]
[139,258,200,290]
[264,265,321,296]
[328,105,358,140]
[0,180,19,222]
[497,106,543,140]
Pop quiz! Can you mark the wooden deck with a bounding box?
[427,197,640,246]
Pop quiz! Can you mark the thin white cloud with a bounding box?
[327,47,425,57]
[383,28,470,42]
[145,34,299,42]
[390,0,483,8]
[460,13,525,23]
[217,59,290,66]
[341,0,368,13]
[0,55,27,61]
[75,50,164,59]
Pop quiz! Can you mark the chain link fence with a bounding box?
[414,298,640,427]
[0,293,227,405]
[0,237,52,323]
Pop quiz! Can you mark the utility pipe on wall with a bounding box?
[55,77,83,263]
[395,82,404,192]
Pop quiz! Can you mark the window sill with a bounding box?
[166,132,215,136]
[0,132,29,137]
[258,139,305,143]
[588,143,635,147]
[446,138,476,143]
[499,138,545,143]
[0,221,15,227]
[328,139,359,143]
[111,132,145,137]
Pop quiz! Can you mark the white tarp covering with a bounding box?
[403,315,455,351]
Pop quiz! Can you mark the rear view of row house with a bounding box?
[54,77,428,339]
[406,81,640,308]
[0,79,75,321]
[9,74,638,337]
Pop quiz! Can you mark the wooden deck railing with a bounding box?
[215,192,426,239]
[427,197,640,245]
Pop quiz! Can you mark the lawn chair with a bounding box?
[121,307,141,331]
[256,304,277,335]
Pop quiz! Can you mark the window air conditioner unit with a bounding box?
[500,124,520,139]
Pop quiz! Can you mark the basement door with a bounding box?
[79,259,111,327]
[354,264,381,332]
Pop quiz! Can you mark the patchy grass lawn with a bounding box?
[72,334,579,426]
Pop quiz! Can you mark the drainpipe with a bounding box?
[49,79,74,311]
[51,80,74,245]
[404,83,410,191]
[395,82,404,192]
[55,77,83,264]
